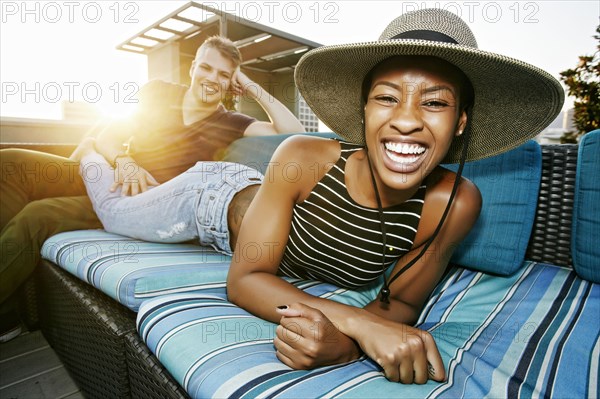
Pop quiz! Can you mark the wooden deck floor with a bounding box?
[0,330,83,399]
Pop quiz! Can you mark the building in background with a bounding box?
[117,1,321,132]
[562,108,575,132]
[538,108,576,144]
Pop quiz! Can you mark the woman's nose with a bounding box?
[389,102,423,134]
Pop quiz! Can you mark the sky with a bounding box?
[1,0,598,122]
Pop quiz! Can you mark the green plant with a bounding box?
[559,25,600,143]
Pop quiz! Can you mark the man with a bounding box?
[0,35,305,341]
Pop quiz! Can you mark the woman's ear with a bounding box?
[456,109,468,136]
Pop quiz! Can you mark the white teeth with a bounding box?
[384,141,425,155]
[202,84,218,94]
[386,152,420,164]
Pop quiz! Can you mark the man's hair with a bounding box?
[196,35,242,67]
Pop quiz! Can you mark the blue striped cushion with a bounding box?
[41,230,233,311]
[137,262,599,398]
[41,229,382,312]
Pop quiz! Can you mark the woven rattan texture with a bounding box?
[525,144,578,267]
[37,260,137,398]
[17,276,39,329]
[125,332,190,399]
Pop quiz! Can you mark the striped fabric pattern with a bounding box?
[41,230,233,311]
[280,141,426,288]
[137,261,599,398]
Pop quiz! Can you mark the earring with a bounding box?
[457,130,463,136]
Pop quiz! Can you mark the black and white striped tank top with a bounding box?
[279,140,427,289]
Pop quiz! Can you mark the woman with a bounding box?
[226,53,476,384]
[77,9,563,384]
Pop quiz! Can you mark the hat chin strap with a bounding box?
[365,149,390,301]
[366,125,472,305]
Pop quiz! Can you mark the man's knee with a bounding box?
[1,148,80,187]
[1,149,27,184]
[1,149,41,181]
[12,197,100,237]
[5,201,65,246]
[19,200,64,224]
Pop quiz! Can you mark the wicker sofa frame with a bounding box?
[22,143,577,399]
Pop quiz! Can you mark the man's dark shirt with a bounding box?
[129,80,256,183]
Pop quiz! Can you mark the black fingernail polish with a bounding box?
[428,362,435,376]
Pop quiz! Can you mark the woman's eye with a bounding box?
[374,95,397,104]
[423,100,448,108]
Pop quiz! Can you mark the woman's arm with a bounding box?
[275,172,480,383]
[227,135,350,321]
[227,135,363,364]
[227,140,481,382]
[353,170,482,383]
[364,169,482,324]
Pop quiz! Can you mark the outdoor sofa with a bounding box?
[17,130,600,398]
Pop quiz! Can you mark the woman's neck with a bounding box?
[349,149,424,209]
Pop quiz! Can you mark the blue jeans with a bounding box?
[80,153,263,255]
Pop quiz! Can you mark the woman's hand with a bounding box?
[111,156,159,196]
[273,303,445,384]
[274,303,362,369]
[355,317,446,384]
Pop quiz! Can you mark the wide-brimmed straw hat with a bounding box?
[295,8,564,163]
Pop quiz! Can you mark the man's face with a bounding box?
[189,46,237,107]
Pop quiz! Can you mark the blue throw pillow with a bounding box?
[445,140,542,275]
[221,132,337,174]
[572,130,600,283]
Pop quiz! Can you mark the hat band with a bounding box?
[390,30,458,44]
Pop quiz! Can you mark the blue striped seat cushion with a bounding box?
[137,262,599,398]
[41,230,234,311]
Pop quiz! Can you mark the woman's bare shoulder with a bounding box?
[426,167,481,206]
[268,135,342,202]
[272,135,341,165]
[415,167,482,246]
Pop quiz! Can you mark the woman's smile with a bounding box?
[381,139,428,173]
